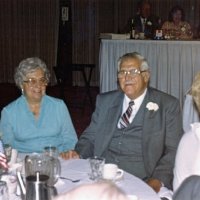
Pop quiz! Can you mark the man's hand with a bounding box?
[146,178,162,193]
[59,150,80,160]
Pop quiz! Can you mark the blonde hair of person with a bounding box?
[53,181,128,200]
[191,72,200,113]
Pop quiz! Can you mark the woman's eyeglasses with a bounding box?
[23,78,47,87]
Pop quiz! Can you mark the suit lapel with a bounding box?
[95,92,124,156]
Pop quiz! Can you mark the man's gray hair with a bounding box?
[14,57,50,88]
[117,52,150,71]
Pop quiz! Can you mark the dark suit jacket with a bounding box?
[124,14,159,38]
[75,87,183,189]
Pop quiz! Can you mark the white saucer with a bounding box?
[127,195,138,200]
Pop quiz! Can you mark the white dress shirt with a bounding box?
[140,17,147,32]
[173,122,200,192]
[117,89,147,128]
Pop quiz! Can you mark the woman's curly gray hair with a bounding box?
[14,57,50,88]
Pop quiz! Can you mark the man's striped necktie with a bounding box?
[119,101,135,129]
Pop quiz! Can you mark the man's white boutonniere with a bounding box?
[147,21,152,26]
[146,102,159,111]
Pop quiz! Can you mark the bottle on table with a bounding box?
[130,18,135,39]
[154,17,163,40]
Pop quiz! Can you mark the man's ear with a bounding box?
[142,71,150,83]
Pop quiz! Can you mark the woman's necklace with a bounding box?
[29,103,40,118]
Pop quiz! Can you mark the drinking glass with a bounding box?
[43,146,59,158]
[4,144,12,162]
[89,156,105,181]
[0,181,9,200]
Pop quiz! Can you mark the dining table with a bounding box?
[55,158,160,200]
[99,39,200,107]
[9,156,160,200]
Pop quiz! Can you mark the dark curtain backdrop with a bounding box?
[0,0,59,84]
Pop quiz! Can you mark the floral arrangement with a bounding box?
[146,102,159,111]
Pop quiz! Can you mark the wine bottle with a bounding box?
[130,19,135,39]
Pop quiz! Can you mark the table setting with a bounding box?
[0,146,160,200]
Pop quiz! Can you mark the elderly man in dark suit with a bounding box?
[64,52,182,193]
[129,0,159,39]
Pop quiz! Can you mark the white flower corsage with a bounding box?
[146,102,159,111]
[147,21,152,26]
[181,26,186,32]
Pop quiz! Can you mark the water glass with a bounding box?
[1,171,18,197]
[89,156,105,181]
[44,146,59,158]
[4,144,12,162]
[0,181,9,200]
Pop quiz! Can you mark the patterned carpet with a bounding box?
[0,83,99,137]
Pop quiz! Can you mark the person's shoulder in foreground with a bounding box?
[173,175,200,200]
[53,181,129,200]
[173,72,200,192]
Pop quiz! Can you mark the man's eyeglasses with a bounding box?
[23,78,47,87]
[118,69,146,78]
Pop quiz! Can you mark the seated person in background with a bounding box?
[54,181,128,200]
[0,57,78,157]
[64,52,183,193]
[182,73,200,133]
[173,72,200,191]
[162,5,193,40]
[126,0,159,39]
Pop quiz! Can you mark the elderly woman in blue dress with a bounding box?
[0,57,78,158]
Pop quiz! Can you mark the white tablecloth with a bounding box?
[99,39,200,106]
[56,159,160,200]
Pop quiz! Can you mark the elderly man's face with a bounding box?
[118,58,150,100]
[141,3,151,18]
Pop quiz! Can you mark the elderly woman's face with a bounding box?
[173,10,182,24]
[22,68,47,103]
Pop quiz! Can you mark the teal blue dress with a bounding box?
[0,95,78,153]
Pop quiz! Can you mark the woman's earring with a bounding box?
[21,88,24,95]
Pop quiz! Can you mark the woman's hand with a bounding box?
[59,150,80,160]
[0,152,8,169]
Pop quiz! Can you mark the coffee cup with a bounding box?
[102,163,124,181]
